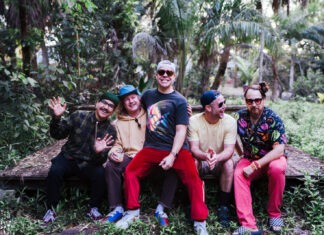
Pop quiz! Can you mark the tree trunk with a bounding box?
[19,0,31,76]
[271,56,280,100]
[256,0,262,12]
[200,69,211,93]
[211,45,230,90]
[289,53,295,92]
[259,30,264,82]
[41,40,49,67]
[272,0,280,14]
[40,40,50,78]
[175,38,186,93]
[197,44,218,93]
[233,64,239,88]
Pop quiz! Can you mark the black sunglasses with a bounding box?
[157,70,174,77]
[218,100,226,108]
[245,98,262,105]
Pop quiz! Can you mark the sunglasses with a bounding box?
[100,100,115,109]
[135,118,141,128]
[218,100,226,108]
[157,70,174,77]
[245,98,263,105]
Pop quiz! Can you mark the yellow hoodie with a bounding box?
[108,107,146,159]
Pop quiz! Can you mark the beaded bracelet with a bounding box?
[250,161,261,171]
[250,162,258,170]
[254,161,261,169]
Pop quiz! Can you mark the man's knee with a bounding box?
[268,157,287,176]
[48,163,66,179]
[223,159,234,174]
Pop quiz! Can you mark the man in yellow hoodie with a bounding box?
[102,85,178,226]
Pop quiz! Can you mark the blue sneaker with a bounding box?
[102,210,123,223]
[154,211,169,226]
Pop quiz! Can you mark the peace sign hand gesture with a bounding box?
[49,96,67,117]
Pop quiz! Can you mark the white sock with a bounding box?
[155,204,164,213]
[127,209,140,216]
[194,220,206,227]
[114,206,124,213]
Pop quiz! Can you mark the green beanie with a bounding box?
[99,92,119,107]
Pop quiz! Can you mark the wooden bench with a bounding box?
[0,104,323,189]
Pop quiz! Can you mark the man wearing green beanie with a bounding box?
[42,92,118,225]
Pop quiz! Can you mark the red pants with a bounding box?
[124,148,208,221]
[234,157,287,229]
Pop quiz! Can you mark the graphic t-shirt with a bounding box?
[141,88,189,151]
[235,107,287,161]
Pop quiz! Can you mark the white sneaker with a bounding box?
[42,209,56,226]
[87,207,103,220]
[115,210,140,229]
[194,221,209,235]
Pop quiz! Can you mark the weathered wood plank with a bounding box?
[0,139,322,189]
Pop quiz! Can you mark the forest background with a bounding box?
[0,0,323,234]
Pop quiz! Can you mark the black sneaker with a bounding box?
[217,206,230,227]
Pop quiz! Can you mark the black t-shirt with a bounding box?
[142,88,189,151]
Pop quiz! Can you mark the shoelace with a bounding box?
[108,210,121,217]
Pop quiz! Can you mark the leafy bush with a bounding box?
[0,71,51,170]
[294,69,324,102]
[285,174,324,233]
[268,101,324,159]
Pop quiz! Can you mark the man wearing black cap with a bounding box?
[42,92,118,225]
[102,84,178,226]
[188,90,237,227]
[116,60,209,235]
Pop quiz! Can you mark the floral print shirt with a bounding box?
[235,107,287,161]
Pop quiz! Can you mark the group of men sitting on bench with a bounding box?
[42,60,287,235]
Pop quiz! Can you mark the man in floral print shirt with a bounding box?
[232,82,287,235]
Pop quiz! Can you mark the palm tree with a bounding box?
[3,0,53,76]
[152,0,197,93]
[201,0,273,90]
[131,0,198,93]
[270,0,324,95]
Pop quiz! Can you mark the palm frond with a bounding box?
[300,25,324,46]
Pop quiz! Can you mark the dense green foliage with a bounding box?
[268,101,324,160]
[0,168,322,234]
[0,0,323,234]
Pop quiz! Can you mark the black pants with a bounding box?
[46,153,106,209]
[105,156,179,209]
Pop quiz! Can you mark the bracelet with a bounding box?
[254,161,261,169]
[170,152,178,158]
[250,162,257,171]
[250,161,261,171]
